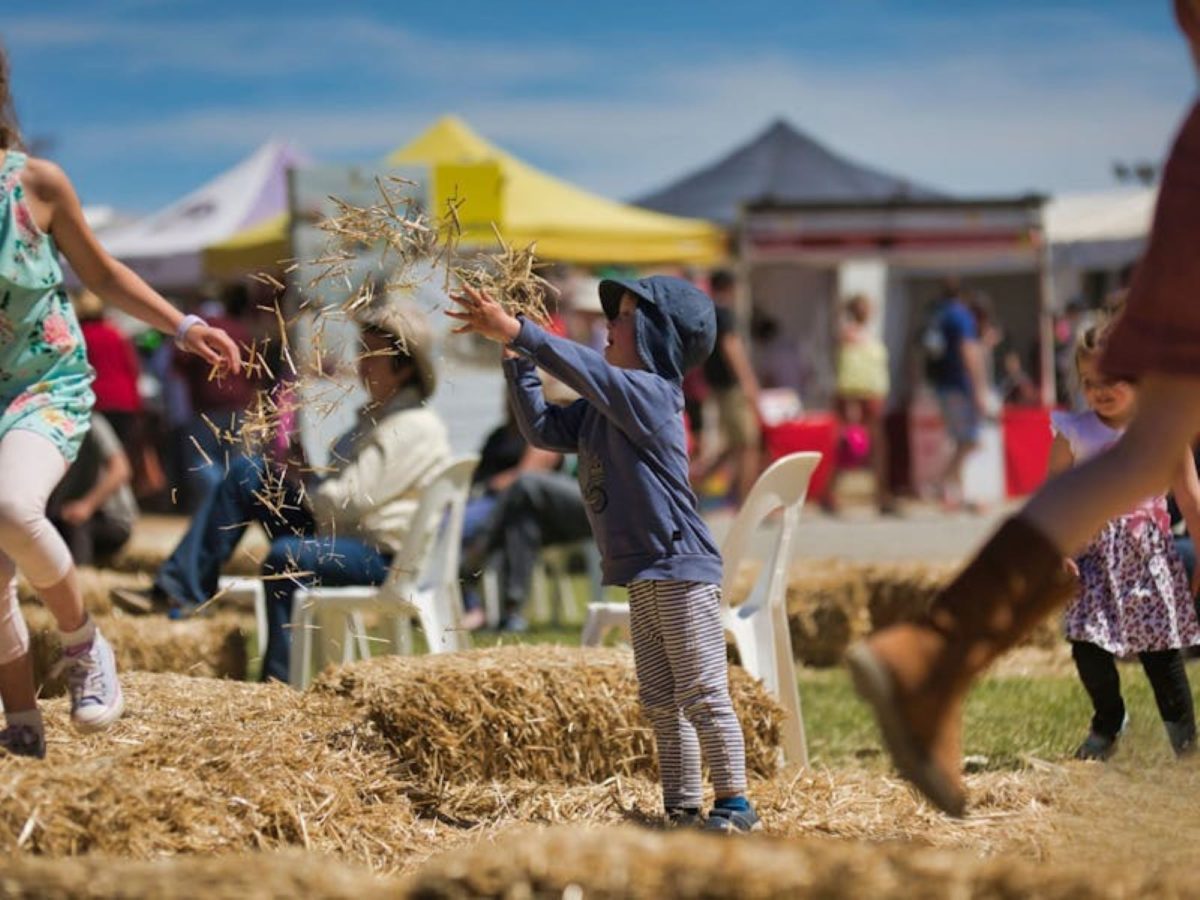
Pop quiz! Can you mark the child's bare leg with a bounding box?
[38,568,87,633]
[1024,374,1200,554]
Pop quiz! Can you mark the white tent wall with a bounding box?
[746,262,839,410]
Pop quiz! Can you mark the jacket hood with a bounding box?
[597,276,716,381]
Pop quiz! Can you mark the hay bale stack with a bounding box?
[316,646,784,783]
[400,824,1195,900]
[106,515,267,577]
[0,851,397,899]
[861,562,953,629]
[16,567,154,616]
[24,608,249,696]
[0,672,418,869]
[778,560,1065,667]
[783,562,871,667]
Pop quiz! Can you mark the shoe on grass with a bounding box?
[1165,719,1196,758]
[1074,714,1127,762]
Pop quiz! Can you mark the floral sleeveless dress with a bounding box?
[1053,410,1200,656]
[0,151,93,462]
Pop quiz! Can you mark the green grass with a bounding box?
[799,664,1198,770]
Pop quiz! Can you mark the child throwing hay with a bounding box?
[448,277,760,833]
[0,44,240,756]
[1051,315,1200,760]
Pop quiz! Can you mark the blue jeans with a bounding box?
[156,455,391,682]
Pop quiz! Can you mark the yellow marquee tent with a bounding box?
[205,115,726,275]
[204,212,290,278]
[385,116,727,265]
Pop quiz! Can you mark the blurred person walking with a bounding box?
[829,295,893,514]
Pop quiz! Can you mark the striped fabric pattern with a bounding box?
[628,579,748,809]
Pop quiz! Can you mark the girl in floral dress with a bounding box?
[1050,318,1200,761]
[0,46,240,757]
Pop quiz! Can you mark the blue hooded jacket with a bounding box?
[503,276,723,587]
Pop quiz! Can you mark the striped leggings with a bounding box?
[628,579,748,809]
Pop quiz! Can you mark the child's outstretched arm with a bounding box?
[24,158,242,372]
[446,286,584,451]
[447,286,669,444]
[1170,445,1200,595]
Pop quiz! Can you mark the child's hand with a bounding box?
[447,285,521,345]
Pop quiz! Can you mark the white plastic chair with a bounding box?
[580,451,821,767]
[267,454,477,689]
[481,538,603,627]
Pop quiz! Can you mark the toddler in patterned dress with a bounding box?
[1050,319,1200,761]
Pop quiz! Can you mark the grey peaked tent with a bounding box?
[634,118,945,225]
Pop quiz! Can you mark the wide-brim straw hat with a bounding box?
[356,299,438,399]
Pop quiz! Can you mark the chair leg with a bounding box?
[348,611,371,662]
[481,569,501,629]
[392,614,414,656]
[253,583,268,662]
[288,594,315,690]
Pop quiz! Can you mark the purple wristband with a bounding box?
[175,314,206,350]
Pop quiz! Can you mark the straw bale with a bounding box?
[782,564,872,667]
[22,608,249,697]
[315,646,784,784]
[16,568,154,617]
[399,823,1198,900]
[769,560,1064,667]
[0,851,397,899]
[0,672,425,870]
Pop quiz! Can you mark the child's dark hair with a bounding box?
[362,323,415,373]
[0,42,21,151]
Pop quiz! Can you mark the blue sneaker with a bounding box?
[703,800,761,834]
[0,725,45,759]
[57,631,125,733]
[1074,714,1127,762]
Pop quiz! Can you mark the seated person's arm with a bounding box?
[61,446,132,526]
[487,445,561,494]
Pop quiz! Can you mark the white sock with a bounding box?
[6,708,43,733]
[59,615,96,653]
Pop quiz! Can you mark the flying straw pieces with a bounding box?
[314,645,784,784]
[23,608,249,697]
[0,851,398,900]
[0,673,420,870]
[398,823,1195,900]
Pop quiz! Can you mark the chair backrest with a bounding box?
[382,454,479,596]
[720,452,822,610]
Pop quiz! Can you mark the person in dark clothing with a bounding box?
[690,270,762,504]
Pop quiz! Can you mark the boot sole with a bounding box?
[845,642,966,817]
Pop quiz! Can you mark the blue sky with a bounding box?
[4,1,1194,214]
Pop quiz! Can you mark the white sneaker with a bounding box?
[57,631,125,733]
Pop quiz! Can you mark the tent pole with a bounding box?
[1035,217,1057,408]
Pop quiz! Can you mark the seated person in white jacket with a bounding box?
[115,301,450,681]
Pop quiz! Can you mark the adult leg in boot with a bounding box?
[847,516,1076,816]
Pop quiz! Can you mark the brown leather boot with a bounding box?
[846,516,1078,816]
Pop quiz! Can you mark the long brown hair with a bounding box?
[0,41,22,151]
